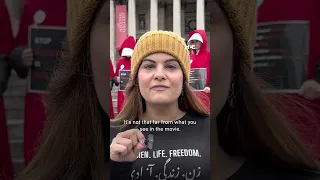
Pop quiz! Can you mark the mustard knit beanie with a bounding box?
[67,0,257,69]
[130,30,191,81]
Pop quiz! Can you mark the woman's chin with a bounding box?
[147,96,174,105]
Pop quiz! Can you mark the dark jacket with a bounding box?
[0,55,10,95]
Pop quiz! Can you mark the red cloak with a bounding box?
[115,36,135,114]
[15,0,66,165]
[0,0,14,179]
[188,29,210,112]
[110,60,115,119]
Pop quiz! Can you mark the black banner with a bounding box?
[119,70,131,91]
[253,21,309,91]
[189,68,206,90]
[28,26,66,93]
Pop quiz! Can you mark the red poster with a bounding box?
[116,5,127,48]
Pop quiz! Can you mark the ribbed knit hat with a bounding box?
[67,0,257,69]
[131,30,191,81]
[221,1,257,69]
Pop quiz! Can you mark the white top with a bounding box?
[121,48,134,57]
[187,33,203,45]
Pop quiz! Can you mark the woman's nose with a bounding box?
[153,67,166,80]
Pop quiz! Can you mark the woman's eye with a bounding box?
[142,63,177,69]
[143,64,155,69]
[166,64,177,69]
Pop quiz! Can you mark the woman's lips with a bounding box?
[151,85,169,91]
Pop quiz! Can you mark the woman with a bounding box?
[187,29,211,112]
[187,29,210,91]
[9,0,66,165]
[110,30,210,179]
[110,59,115,119]
[114,36,136,113]
[17,0,320,180]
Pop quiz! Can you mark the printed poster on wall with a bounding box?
[28,25,66,93]
[189,68,207,91]
[116,5,127,48]
[119,70,130,91]
[253,21,309,93]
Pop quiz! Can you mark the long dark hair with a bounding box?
[216,2,320,170]
[17,1,108,179]
[217,50,320,170]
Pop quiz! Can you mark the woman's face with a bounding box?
[209,2,234,118]
[89,1,233,118]
[90,1,110,114]
[137,53,184,105]
[190,40,202,50]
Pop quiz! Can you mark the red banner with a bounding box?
[116,5,127,48]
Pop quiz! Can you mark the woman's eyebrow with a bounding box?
[142,59,178,63]
[165,59,178,63]
[142,59,155,63]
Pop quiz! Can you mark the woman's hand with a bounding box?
[21,48,34,68]
[203,87,210,93]
[112,76,120,86]
[110,129,146,162]
[299,80,320,100]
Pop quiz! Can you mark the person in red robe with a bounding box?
[114,36,136,114]
[110,59,115,119]
[0,0,14,179]
[187,29,210,112]
[257,0,320,158]
[8,0,66,165]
